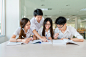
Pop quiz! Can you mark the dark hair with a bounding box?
[42,18,54,39]
[18,18,30,39]
[34,9,43,16]
[55,16,67,25]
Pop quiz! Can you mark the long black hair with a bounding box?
[42,18,54,39]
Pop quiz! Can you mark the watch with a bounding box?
[68,38,71,40]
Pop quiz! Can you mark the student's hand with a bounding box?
[36,38,39,40]
[48,37,52,40]
[29,37,33,41]
[41,37,48,42]
[21,38,30,44]
[54,33,59,39]
[33,38,37,40]
[33,35,37,40]
[60,38,64,40]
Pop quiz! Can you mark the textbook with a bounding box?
[7,40,52,46]
[53,39,78,45]
[7,42,24,45]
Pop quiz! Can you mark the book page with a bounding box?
[53,40,66,45]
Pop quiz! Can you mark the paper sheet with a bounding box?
[53,40,66,45]
[7,42,23,46]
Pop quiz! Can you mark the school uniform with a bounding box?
[38,27,51,39]
[54,26,83,39]
[30,17,44,32]
[13,27,33,39]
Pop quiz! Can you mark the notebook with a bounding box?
[53,39,78,45]
[41,40,52,44]
[7,42,24,46]
[7,40,52,45]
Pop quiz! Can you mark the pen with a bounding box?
[30,35,33,41]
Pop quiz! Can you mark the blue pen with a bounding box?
[33,41,41,44]
[46,34,47,37]
[46,34,48,39]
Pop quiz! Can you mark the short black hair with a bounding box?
[34,9,43,16]
[55,16,67,25]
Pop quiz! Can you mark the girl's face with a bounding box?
[24,21,31,30]
[45,21,51,30]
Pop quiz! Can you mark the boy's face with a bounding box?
[35,15,42,23]
[57,23,66,30]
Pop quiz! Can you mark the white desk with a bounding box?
[0,40,86,57]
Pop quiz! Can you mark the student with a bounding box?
[10,18,36,44]
[30,9,48,42]
[38,18,54,40]
[54,16,84,42]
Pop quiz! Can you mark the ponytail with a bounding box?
[18,28,26,39]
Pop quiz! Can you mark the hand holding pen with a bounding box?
[30,35,33,41]
[54,33,59,39]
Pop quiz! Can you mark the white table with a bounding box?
[0,40,86,57]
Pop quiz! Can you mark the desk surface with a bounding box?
[0,40,86,57]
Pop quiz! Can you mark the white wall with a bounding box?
[6,0,20,39]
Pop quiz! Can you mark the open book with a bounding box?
[53,39,78,45]
[7,42,24,45]
[7,40,52,46]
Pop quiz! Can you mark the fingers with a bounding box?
[48,37,52,40]
[44,39,48,42]
[25,39,30,44]
[42,38,48,42]
[26,38,31,41]
[43,37,46,39]
[54,38,57,40]
[54,33,59,38]
[46,39,48,42]
[24,41,28,44]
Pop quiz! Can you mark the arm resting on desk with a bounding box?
[10,35,22,42]
[58,38,84,42]
[71,38,84,42]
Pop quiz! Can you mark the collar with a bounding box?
[22,28,30,34]
[45,29,50,33]
[64,26,70,33]
[34,17,38,23]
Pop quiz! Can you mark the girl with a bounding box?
[38,18,54,40]
[10,18,36,44]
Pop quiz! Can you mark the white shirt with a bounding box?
[54,26,83,39]
[13,27,33,39]
[38,27,51,39]
[30,17,44,32]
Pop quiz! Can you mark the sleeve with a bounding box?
[54,28,59,34]
[53,28,59,37]
[13,27,20,36]
[30,29,34,35]
[38,28,42,36]
[30,20,36,31]
[71,27,84,39]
